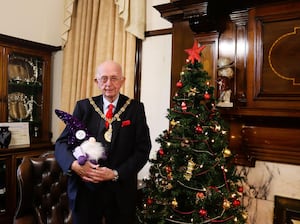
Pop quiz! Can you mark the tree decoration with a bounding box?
[166,165,173,180]
[137,41,247,224]
[233,199,241,207]
[223,148,232,157]
[223,199,231,209]
[158,148,164,156]
[176,80,183,88]
[170,119,177,127]
[196,192,205,200]
[184,40,206,64]
[147,197,153,205]
[195,125,203,134]
[238,186,244,193]
[181,101,187,111]
[199,209,208,217]
[188,87,198,96]
[203,91,211,100]
[242,211,248,220]
[184,159,196,181]
[172,198,178,208]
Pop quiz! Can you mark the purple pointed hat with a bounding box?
[55,109,90,145]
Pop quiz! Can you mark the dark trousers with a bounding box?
[71,183,135,224]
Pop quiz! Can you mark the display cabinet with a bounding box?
[0,34,60,223]
[0,35,60,143]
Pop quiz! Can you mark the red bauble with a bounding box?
[203,92,210,100]
[195,125,203,133]
[147,197,153,205]
[238,186,244,193]
[233,199,241,207]
[176,81,183,88]
[166,166,172,173]
[199,209,207,217]
[158,148,164,156]
[196,192,205,199]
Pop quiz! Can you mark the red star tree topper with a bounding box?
[184,40,206,64]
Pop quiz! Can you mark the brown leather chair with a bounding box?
[14,151,72,224]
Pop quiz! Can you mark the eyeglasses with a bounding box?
[95,75,124,84]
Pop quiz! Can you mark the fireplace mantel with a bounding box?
[155,0,300,166]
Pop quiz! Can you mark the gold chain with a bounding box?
[89,97,131,125]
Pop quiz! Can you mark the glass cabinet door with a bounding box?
[7,52,44,138]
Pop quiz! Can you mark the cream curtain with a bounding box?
[62,0,145,46]
[60,0,138,116]
[62,0,75,47]
[115,0,146,40]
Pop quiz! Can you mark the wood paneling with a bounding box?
[155,0,300,166]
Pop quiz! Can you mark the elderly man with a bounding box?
[55,60,151,224]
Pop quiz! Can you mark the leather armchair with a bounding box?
[14,151,72,224]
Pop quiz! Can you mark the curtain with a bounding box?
[62,0,75,47]
[60,0,137,116]
[115,0,146,40]
[62,0,145,46]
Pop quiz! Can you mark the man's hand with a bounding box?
[71,160,116,183]
[86,166,116,183]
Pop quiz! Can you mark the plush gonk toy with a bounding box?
[73,136,106,165]
[55,109,106,165]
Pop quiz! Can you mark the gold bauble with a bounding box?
[166,183,173,189]
[242,211,248,220]
[171,198,178,207]
[223,148,232,157]
[170,119,177,127]
[223,199,231,209]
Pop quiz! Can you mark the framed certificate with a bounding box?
[0,122,30,147]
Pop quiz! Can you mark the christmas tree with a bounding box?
[137,41,247,224]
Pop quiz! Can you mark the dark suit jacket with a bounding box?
[54,94,151,214]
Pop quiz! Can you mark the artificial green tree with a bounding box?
[137,41,247,224]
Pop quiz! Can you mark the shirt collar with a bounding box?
[103,95,119,111]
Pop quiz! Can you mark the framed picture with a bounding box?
[0,122,30,147]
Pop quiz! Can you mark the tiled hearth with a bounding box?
[236,161,300,224]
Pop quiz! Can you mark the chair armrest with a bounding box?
[14,157,34,220]
[13,214,36,224]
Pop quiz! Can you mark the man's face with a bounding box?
[94,61,125,102]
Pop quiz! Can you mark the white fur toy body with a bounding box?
[73,137,106,165]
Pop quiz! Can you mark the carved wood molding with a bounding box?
[154,0,229,33]
[154,0,208,23]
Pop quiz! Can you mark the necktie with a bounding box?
[105,103,114,129]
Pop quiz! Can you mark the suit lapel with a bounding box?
[91,96,106,141]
